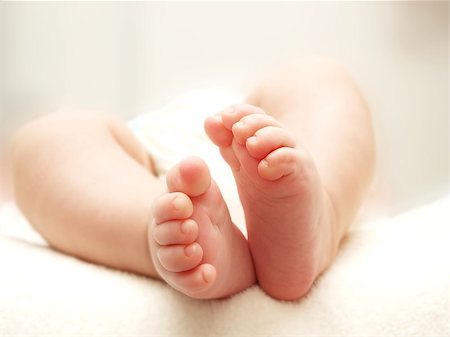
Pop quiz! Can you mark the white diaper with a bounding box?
[128,89,246,233]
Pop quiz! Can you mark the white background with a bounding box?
[0,2,448,215]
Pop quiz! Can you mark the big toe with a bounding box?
[166,156,211,197]
[204,114,233,147]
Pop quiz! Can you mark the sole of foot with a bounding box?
[205,104,335,300]
[148,156,255,299]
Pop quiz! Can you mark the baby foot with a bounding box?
[148,156,255,299]
[205,104,336,300]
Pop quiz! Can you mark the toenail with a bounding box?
[180,219,194,234]
[235,121,245,128]
[184,243,197,257]
[261,159,270,167]
[248,136,257,143]
[202,269,212,284]
[172,197,184,210]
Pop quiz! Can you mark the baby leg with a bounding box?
[12,111,164,277]
[206,58,375,300]
[12,111,255,299]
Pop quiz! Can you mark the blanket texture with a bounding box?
[0,197,448,337]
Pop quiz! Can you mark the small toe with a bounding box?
[153,192,193,224]
[166,157,211,197]
[157,243,203,272]
[257,147,304,181]
[231,114,282,145]
[221,104,265,130]
[165,264,217,297]
[153,219,199,245]
[246,126,296,159]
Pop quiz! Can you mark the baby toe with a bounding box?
[246,126,296,159]
[166,157,211,197]
[204,114,233,147]
[232,114,282,145]
[165,264,217,297]
[153,192,193,224]
[221,104,265,130]
[157,243,203,272]
[153,219,199,245]
[257,146,313,183]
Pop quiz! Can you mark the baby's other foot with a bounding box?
[148,156,255,299]
[205,105,336,300]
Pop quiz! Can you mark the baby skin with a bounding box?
[149,156,256,299]
[12,58,374,301]
[151,105,335,300]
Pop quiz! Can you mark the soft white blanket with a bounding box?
[0,197,448,337]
